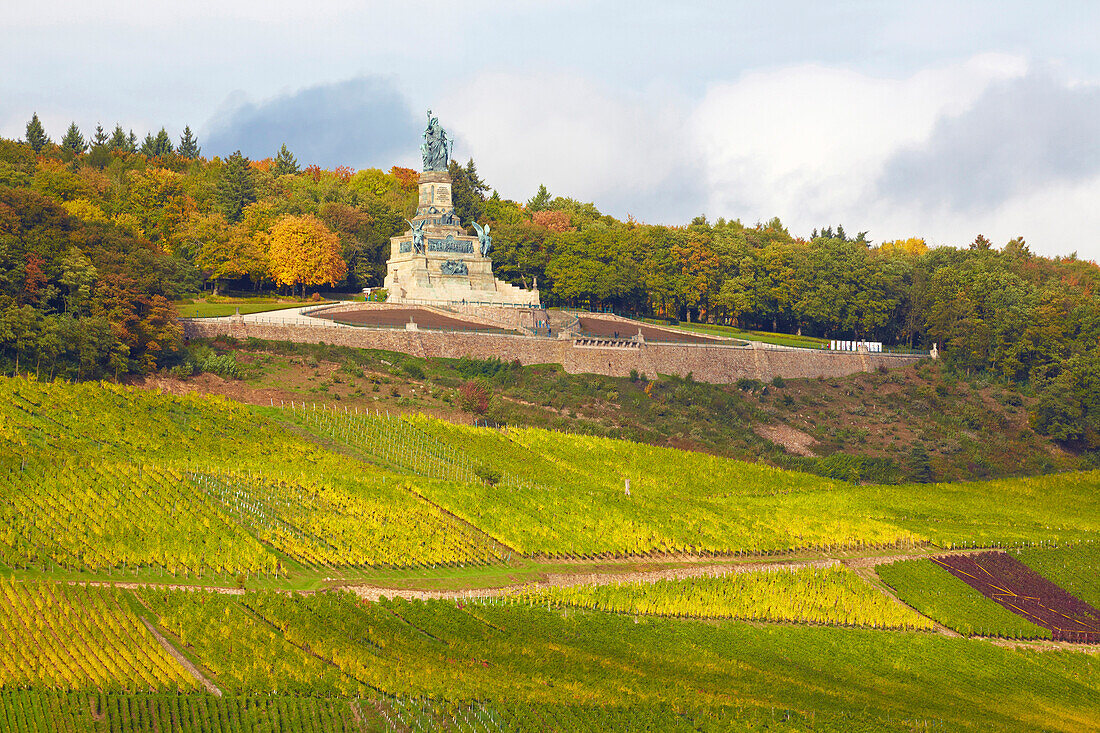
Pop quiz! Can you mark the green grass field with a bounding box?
[175,300,330,318]
[877,559,1052,639]
[640,318,829,348]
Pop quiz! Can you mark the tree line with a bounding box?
[0,114,1098,450]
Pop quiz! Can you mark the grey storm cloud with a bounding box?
[876,73,1100,212]
[202,77,420,169]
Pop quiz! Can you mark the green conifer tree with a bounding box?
[25,113,51,153]
[217,150,257,223]
[61,122,86,155]
[153,128,174,156]
[108,125,128,151]
[92,124,109,147]
[526,183,551,212]
[177,126,200,158]
[272,143,299,176]
[126,130,138,153]
[140,133,158,157]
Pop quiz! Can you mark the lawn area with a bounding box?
[175,299,333,318]
[641,318,828,348]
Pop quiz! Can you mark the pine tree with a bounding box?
[177,126,200,158]
[526,184,551,212]
[153,128,174,156]
[272,143,299,176]
[61,122,86,155]
[140,133,158,157]
[92,124,109,147]
[217,150,257,224]
[449,159,487,224]
[24,113,50,153]
[126,131,138,153]
[108,125,128,151]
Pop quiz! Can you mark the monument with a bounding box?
[383,110,540,306]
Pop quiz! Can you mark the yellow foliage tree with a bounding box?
[879,237,928,256]
[265,214,347,295]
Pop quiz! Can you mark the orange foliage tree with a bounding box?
[265,214,347,296]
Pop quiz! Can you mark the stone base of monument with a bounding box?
[383,169,540,308]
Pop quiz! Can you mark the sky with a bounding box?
[3,1,1100,259]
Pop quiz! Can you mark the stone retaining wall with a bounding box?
[184,319,925,383]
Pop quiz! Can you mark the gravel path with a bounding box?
[141,618,222,696]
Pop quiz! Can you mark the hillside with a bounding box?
[3,376,1100,731]
[143,336,1087,484]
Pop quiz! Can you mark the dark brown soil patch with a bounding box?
[317,307,519,334]
[577,316,722,343]
[935,552,1100,643]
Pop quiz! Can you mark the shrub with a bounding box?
[629,369,639,383]
[474,465,502,486]
[736,378,763,392]
[459,381,490,414]
[770,376,786,388]
[401,360,425,379]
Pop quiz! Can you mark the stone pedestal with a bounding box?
[384,171,540,307]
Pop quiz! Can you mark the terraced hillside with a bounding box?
[2,377,1100,731]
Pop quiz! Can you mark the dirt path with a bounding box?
[346,558,841,601]
[850,566,960,637]
[141,618,222,696]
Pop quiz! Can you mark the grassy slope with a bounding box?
[877,559,1052,639]
[1014,544,1100,609]
[176,337,1087,485]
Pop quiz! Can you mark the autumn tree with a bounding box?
[25,113,50,153]
[265,214,347,296]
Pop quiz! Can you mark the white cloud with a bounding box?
[440,73,700,220]
[687,54,1028,230]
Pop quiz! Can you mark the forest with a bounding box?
[0,117,1098,448]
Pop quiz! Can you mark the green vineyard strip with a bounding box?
[0,690,363,732]
[503,565,934,630]
[876,559,1052,639]
[1014,543,1100,610]
[169,590,1100,731]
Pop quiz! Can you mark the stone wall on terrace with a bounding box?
[183,318,925,384]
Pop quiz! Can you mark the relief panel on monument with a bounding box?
[441,260,468,275]
[399,242,412,253]
[427,234,474,254]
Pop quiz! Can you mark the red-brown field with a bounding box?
[317,307,519,334]
[934,552,1100,643]
[576,317,724,343]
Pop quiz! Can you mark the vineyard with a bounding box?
[54,590,1100,730]
[0,378,504,577]
[1014,542,1100,609]
[0,690,365,732]
[933,552,1100,643]
[0,581,194,691]
[500,565,933,630]
[876,559,1052,639]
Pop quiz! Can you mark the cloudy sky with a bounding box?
[3,1,1100,258]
